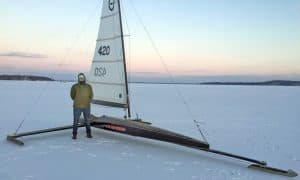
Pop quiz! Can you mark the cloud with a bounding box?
[0,65,16,70]
[0,51,48,59]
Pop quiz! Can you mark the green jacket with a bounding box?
[70,83,94,109]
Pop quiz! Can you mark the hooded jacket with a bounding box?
[70,73,94,108]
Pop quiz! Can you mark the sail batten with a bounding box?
[88,0,128,108]
[101,12,119,19]
[97,36,122,41]
[92,100,128,108]
[89,81,126,86]
[92,60,123,63]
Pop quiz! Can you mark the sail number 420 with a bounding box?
[98,46,110,56]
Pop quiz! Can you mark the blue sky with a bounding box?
[0,0,299,81]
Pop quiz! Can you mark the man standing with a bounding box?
[70,73,94,139]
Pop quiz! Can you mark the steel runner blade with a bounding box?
[248,164,298,177]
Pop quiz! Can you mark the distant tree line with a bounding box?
[201,80,300,86]
[0,75,54,81]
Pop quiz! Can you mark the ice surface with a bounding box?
[0,80,299,180]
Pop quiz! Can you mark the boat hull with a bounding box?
[90,115,210,149]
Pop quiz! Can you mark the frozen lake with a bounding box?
[0,80,299,180]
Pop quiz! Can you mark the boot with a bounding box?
[86,129,92,138]
[87,133,93,138]
[72,132,77,140]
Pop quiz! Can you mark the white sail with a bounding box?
[88,0,128,108]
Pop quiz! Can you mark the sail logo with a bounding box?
[94,67,107,77]
[104,124,126,132]
[108,0,115,11]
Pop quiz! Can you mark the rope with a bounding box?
[128,0,208,142]
[14,2,101,134]
[193,120,208,143]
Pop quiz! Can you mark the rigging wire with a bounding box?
[128,0,208,142]
[120,0,140,117]
[14,2,101,134]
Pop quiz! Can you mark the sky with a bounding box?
[0,0,299,81]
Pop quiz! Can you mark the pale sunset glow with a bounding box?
[1,0,299,80]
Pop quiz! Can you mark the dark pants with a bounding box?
[73,107,91,135]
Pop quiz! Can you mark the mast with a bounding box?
[117,0,131,118]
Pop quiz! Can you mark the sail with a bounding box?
[88,0,128,108]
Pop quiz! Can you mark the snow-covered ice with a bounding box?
[0,80,299,180]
